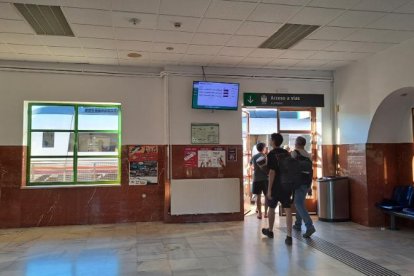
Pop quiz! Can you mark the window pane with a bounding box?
[78,106,119,130]
[279,111,311,131]
[30,158,73,183]
[31,105,75,130]
[281,134,312,152]
[78,133,118,156]
[77,158,119,182]
[30,132,74,156]
[249,109,277,135]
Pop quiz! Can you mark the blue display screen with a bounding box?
[192,81,239,110]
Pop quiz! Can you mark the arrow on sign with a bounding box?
[247,96,254,104]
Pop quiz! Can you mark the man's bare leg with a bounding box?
[285,207,293,245]
[268,207,275,230]
[256,194,262,218]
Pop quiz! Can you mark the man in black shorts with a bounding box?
[262,133,293,245]
[250,142,268,219]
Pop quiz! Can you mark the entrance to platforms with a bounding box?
[242,107,318,216]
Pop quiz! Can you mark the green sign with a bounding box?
[243,93,324,107]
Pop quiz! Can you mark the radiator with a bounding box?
[170,178,241,215]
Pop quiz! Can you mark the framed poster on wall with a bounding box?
[191,123,219,144]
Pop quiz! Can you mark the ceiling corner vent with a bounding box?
[14,3,74,36]
[259,23,320,50]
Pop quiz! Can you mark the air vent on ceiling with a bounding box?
[14,3,74,36]
[259,23,320,49]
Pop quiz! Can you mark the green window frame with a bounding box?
[26,102,122,186]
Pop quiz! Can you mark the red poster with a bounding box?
[128,145,158,161]
[184,147,198,168]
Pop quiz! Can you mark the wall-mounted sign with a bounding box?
[183,147,198,168]
[198,147,226,168]
[227,147,237,162]
[128,145,158,185]
[191,123,219,144]
[243,93,324,107]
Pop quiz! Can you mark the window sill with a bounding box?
[21,184,121,189]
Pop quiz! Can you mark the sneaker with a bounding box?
[292,225,301,231]
[303,227,316,238]
[262,228,274,239]
[285,236,292,245]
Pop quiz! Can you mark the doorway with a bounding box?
[242,107,318,215]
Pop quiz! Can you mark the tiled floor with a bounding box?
[0,214,413,276]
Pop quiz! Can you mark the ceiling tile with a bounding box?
[279,50,316,59]
[87,57,119,65]
[192,33,231,46]
[197,19,241,34]
[61,0,112,10]
[248,48,284,58]
[0,19,34,34]
[116,40,153,51]
[112,12,158,29]
[205,0,256,20]
[160,0,210,17]
[0,3,23,20]
[154,30,194,43]
[63,7,112,26]
[181,54,214,63]
[84,48,118,58]
[71,24,114,39]
[262,0,308,4]
[325,41,393,53]
[118,50,150,60]
[226,35,266,47]
[0,33,42,45]
[49,46,84,57]
[319,60,352,69]
[115,28,154,41]
[12,53,56,62]
[248,4,301,23]
[308,27,356,40]
[119,58,151,66]
[268,58,301,67]
[394,1,414,13]
[237,21,281,36]
[344,29,414,43]
[218,46,254,57]
[0,44,13,53]
[345,52,371,60]
[210,55,243,65]
[40,36,81,47]
[309,51,349,60]
[288,7,343,26]
[112,0,160,13]
[151,43,188,53]
[328,11,385,28]
[12,44,49,55]
[80,38,116,49]
[308,0,361,9]
[351,0,409,12]
[158,15,201,32]
[368,14,414,31]
[293,59,329,67]
[291,39,334,50]
[0,52,18,60]
[150,52,183,61]
[186,45,222,55]
[239,57,272,66]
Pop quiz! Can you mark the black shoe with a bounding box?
[292,224,301,231]
[285,236,292,245]
[262,228,274,239]
[303,227,316,238]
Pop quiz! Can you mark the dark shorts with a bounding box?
[252,180,267,195]
[267,190,293,209]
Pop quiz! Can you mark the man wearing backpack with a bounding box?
[262,133,293,245]
[292,136,316,238]
[250,142,269,220]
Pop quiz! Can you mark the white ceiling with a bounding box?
[1,0,414,70]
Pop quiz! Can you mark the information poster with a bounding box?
[184,147,198,168]
[128,145,158,185]
[191,123,219,144]
[227,147,237,162]
[129,161,158,185]
[198,148,226,168]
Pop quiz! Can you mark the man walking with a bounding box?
[292,136,316,238]
[262,133,293,245]
[250,142,268,219]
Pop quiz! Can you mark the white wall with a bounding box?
[0,70,164,145]
[335,38,414,144]
[168,73,333,145]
